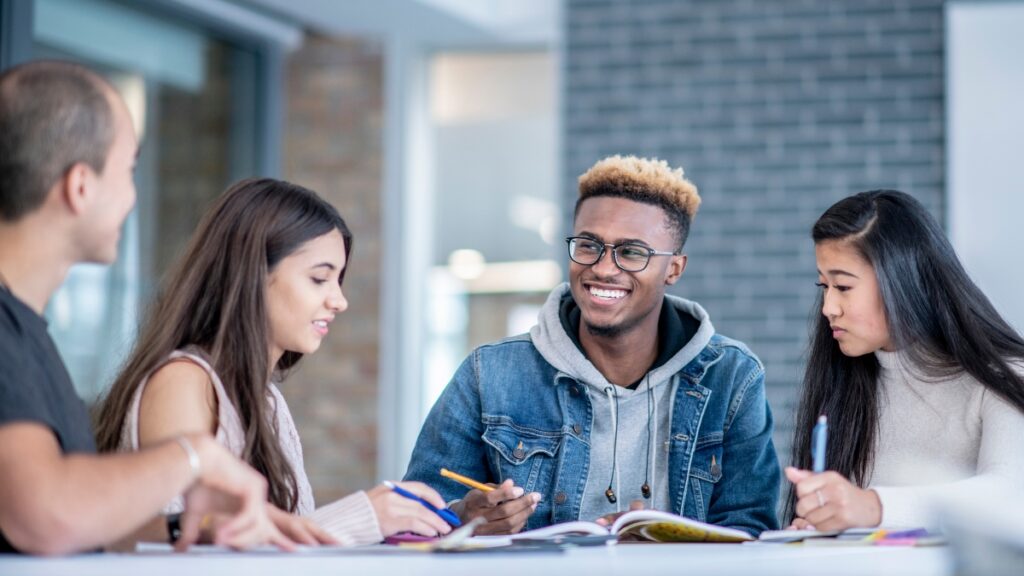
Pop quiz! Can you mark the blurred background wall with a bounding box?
[282,34,385,502]
[3,0,1021,510]
[563,0,945,459]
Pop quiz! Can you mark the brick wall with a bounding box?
[563,0,946,462]
[281,34,384,504]
[155,43,234,281]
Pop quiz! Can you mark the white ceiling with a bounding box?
[238,0,559,46]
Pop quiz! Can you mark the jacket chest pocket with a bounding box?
[482,422,563,495]
[687,432,724,522]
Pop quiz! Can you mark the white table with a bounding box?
[0,543,953,576]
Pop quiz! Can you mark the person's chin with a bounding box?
[837,342,873,358]
[582,316,624,338]
[302,339,324,355]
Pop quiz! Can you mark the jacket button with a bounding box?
[570,385,581,396]
[554,492,567,505]
[513,447,525,459]
[572,423,582,435]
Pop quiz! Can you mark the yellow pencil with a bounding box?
[440,468,495,492]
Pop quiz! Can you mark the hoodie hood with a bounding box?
[529,283,715,391]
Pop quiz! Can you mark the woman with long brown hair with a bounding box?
[96,178,452,545]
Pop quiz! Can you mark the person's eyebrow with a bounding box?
[311,262,337,271]
[818,268,859,279]
[617,237,652,246]
[575,232,652,246]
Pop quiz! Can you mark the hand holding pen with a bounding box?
[441,468,541,536]
[366,481,454,538]
[785,414,883,531]
[383,481,461,527]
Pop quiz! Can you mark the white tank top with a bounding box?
[117,347,315,515]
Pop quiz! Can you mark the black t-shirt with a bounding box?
[558,291,700,389]
[0,286,97,553]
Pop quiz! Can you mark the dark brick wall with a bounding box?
[155,44,235,279]
[563,0,946,462]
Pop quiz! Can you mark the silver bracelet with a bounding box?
[173,435,201,482]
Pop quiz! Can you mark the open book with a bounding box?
[473,510,752,545]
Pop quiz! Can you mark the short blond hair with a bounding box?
[576,155,701,247]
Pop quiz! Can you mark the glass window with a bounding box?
[32,0,262,400]
[422,51,561,417]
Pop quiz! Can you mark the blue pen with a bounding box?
[811,415,828,473]
[382,480,462,528]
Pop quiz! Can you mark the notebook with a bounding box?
[756,527,943,546]
[470,510,753,546]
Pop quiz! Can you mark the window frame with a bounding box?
[0,0,292,178]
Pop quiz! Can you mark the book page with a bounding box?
[611,510,752,543]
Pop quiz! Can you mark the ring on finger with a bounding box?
[815,489,826,508]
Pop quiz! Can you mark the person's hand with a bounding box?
[449,479,540,535]
[186,505,335,547]
[785,466,882,531]
[266,505,338,546]
[594,499,645,541]
[594,499,645,527]
[177,436,296,551]
[786,517,814,530]
[367,481,453,538]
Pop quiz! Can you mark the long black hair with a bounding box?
[788,190,1024,521]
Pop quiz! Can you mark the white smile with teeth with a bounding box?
[313,320,328,328]
[589,287,627,300]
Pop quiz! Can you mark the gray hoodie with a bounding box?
[529,283,715,522]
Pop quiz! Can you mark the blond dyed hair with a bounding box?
[576,155,701,247]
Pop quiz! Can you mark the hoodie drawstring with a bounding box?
[603,385,621,511]
[643,374,654,501]
[605,375,656,511]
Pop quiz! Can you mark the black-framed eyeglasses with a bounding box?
[566,236,679,273]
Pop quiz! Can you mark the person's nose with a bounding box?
[328,285,348,314]
[590,245,621,278]
[821,287,840,321]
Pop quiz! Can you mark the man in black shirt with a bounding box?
[0,61,295,554]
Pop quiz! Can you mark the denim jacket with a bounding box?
[404,285,780,536]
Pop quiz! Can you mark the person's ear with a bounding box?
[60,162,94,216]
[664,254,687,285]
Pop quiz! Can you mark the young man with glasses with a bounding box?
[404,155,780,536]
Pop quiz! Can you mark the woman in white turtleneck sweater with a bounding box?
[784,190,1024,531]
